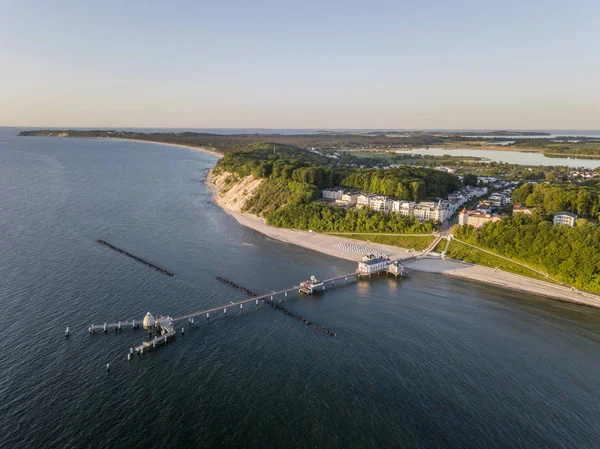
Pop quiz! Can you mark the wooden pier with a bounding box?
[85,256,408,358]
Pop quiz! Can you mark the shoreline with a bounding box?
[205,168,600,308]
[108,137,224,159]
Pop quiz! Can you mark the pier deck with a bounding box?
[86,262,407,357]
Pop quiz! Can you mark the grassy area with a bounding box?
[338,150,396,160]
[336,233,435,251]
[444,240,555,283]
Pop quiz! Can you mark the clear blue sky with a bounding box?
[1,0,599,129]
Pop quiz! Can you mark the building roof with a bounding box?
[362,257,390,266]
[554,211,577,218]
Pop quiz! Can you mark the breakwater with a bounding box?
[216,276,336,337]
[96,240,175,276]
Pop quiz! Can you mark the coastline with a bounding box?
[205,168,600,308]
[110,137,224,159]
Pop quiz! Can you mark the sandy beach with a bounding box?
[205,169,600,308]
[112,138,224,159]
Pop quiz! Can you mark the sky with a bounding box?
[1,0,599,129]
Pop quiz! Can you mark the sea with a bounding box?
[1,128,600,449]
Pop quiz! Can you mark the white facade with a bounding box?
[357,194,374,209]
[339,192,358,206]
[392,200,415,216]
[322,188,344,200]
[553,212,577,227]
[413,201,448,223]
[358,256,390,274]
[370,196,393,213]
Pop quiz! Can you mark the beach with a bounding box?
[205,168,600,308]
[112,138,224,159]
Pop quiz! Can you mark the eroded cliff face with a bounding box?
[207,170,263,213]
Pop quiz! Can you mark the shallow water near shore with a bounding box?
[1,129,600,449]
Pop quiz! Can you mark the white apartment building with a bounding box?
[553,212,577,227]
[370,196,393,213]
[413,201,448,223]
[357,194,375,209]
[322,188,344,200]
[338,192,358,206]
[392,200,416,216]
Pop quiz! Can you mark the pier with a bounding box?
[134,316,175,354]
[217,276,337,336]
[85,255,407,358]
[96,239,175,276]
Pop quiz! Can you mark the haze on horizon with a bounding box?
[1,0,599,130]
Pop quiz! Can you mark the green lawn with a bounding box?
[338,233,435,251]
[443,240,555,283]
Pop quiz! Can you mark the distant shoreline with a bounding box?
[108,138,224,159]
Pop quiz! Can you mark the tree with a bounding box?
[463,173,478,186]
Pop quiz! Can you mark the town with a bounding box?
[322,176,582,229]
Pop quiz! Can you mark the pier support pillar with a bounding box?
[270,295,273,301]
[224,308,227,315]
[207,312,210,319]
[256,299,259,306]
[285,292,287,298]
[240,303,243,310]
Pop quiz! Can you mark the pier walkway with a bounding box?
[85,259,408,357]
[90,272,361,334]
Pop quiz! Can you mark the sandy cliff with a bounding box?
[207,170,263,213]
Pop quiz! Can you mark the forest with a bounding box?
[216,143,461,199]
[266,203,436,234]
[512,182,600,219]
[214,143,461,229]
[452,215,600,293]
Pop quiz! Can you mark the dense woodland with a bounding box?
[267,203,435,233]
[215,143,460,231]
[512,182,600,219]
[453,216,600,293]
[510,138,600,156]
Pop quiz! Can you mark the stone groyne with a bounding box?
[97,239,175,276]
